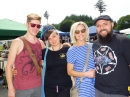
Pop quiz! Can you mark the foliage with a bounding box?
[94,0,107,15]
[44,11,49,24]
[51,14,130,32]
[64,14,94,26]
[44,11,49,19]
[117,15,130,30]
[59,19,75,32]
[113,21,118,30]
[52,23,60,29]
[56,14,94,31]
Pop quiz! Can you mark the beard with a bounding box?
[97,28,113,44]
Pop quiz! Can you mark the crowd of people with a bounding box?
[5,13,130,97]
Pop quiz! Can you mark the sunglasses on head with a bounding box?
[30,23,41,28]
[75,29,86,34]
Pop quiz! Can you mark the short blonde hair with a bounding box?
[27,13,41,22]
[70,21,89,44]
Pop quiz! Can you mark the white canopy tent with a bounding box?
[120,28,130,34]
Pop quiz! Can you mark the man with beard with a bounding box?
[92,15,130,97]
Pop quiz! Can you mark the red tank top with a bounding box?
[13,38,42,90]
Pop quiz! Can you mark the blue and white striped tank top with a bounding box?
[67,43,95,97]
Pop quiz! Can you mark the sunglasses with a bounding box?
[75,29,86,34]
[30,23,41,28]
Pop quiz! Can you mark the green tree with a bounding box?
[64,14,94,27]
[60,19,75,32]
[113,21,118,30]
[52,24,60,29]
[44,11,49,24]
[94,0,107,15]
[117,15,130,30]
[53,14,94,31]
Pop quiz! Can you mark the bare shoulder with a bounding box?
[8,38,23,56]
[38,39,46,49]
[11,38,23,46]
[9,38,22,53]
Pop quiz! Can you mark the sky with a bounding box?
[0,0,130,25]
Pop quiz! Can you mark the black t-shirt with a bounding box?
[42,46,72,87]
[93,33,130,96]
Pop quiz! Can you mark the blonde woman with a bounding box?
[67,21,95,97]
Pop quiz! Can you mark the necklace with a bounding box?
[51,44,62,51]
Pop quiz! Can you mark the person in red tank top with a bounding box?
[6,13,45,97]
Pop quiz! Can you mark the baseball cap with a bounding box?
[94,15,113,25]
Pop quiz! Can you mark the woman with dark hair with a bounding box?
[41,25,72,97]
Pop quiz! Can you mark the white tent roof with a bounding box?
[120,28,130,34]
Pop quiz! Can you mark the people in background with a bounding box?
[3,43,8,49]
